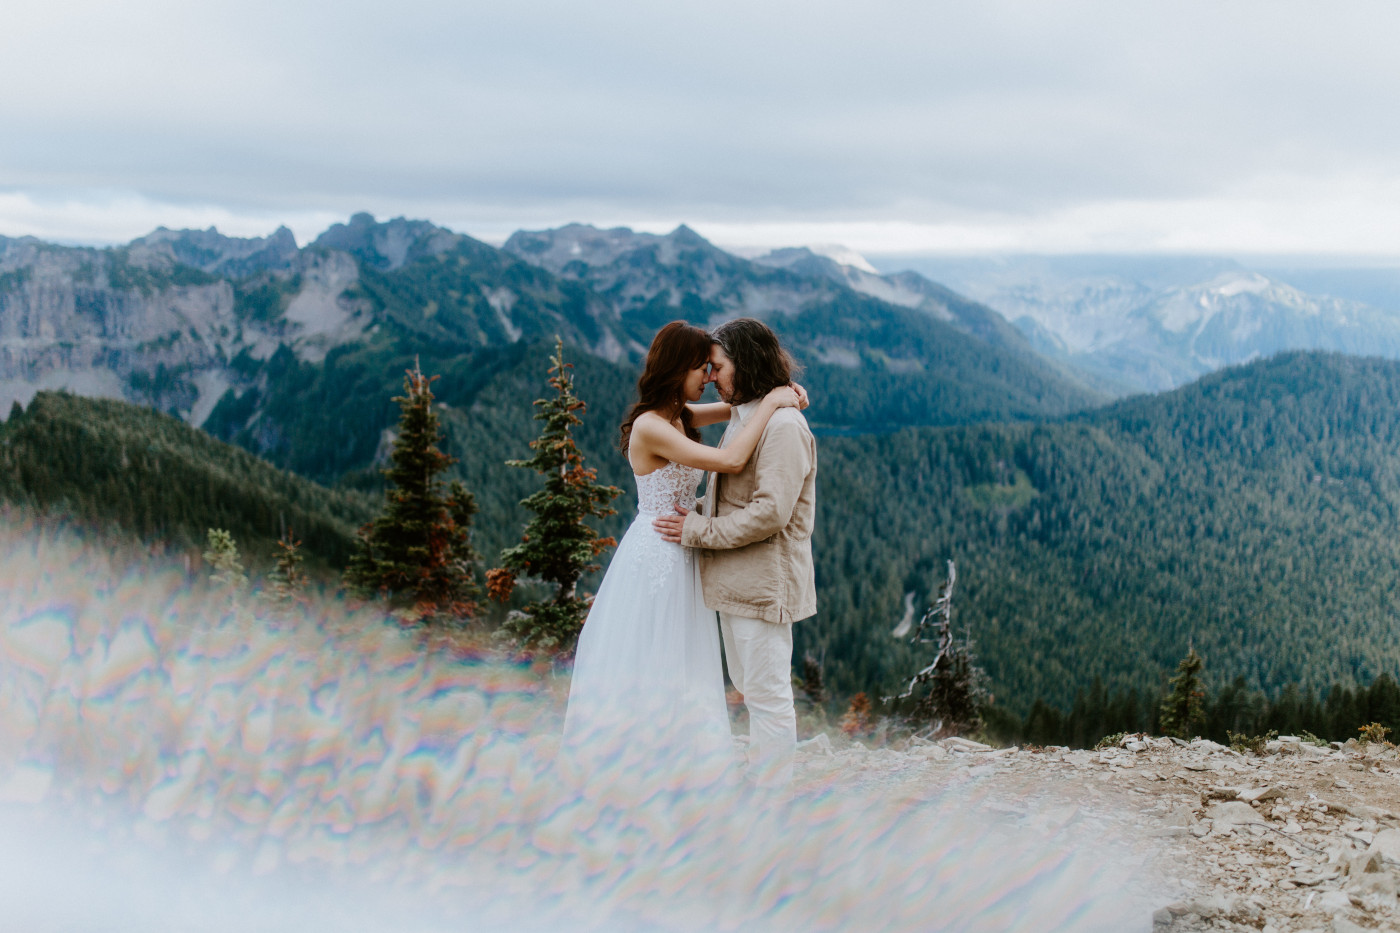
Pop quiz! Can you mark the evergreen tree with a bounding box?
[489,338,621,654]
[1160,648,1207,739]
[344,360,480,623]
[267,530,307,604]
[204,528,247,589]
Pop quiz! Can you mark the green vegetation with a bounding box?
[1094,732,1129,750]
[989,669,1400,750]
[490,339,622,654]
[807,352,1400,717]
[1227,730,1276,755]
[203,528,248,589]
[267,532,308,603]
[12,215,1400,725]
[233,273,302,322]
[0,392,370,568]
[207,343,1400,716]
[1159,648,1207,739]
[344,362,481,623]
[1359,722,1392,745]
[106,247,219,293]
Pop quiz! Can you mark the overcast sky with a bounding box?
[3,0,1399,256]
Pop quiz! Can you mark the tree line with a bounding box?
[983,650,1400,750]
[9,346,1400,742]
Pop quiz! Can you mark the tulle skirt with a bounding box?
[561,512,733,790]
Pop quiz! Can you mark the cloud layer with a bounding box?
[4,0,1399,252]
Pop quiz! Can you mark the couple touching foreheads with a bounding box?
[562,317,817,791]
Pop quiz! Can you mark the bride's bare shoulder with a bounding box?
[633,410,678,433]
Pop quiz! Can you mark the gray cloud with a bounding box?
[3,0,1400,249]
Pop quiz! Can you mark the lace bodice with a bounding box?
[635,461,703,516]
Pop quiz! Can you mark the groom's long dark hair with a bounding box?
[710,317,801,406]
[619,321,712,457]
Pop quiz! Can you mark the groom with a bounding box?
[654,317,818,787]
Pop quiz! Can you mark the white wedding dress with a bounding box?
[561,460,733,786]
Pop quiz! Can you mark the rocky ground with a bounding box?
[791,732,1400,932]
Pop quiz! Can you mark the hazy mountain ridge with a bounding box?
[503,223,847,326]
[501,223,1104,420]
[885,254,1400,393]
[504,224,1036,355]
[751,245,1032,353]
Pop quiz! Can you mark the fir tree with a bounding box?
[1160,647,1207,739]
[204,528,247,589]
[344,360,480,623]
[490,338,621,654]
[267,530,307,604]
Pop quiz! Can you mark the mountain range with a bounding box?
[6,214,1400,715]
[880,254,1400,394]
[0,215,1100,442]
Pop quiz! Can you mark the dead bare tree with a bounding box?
[886,560,987,738]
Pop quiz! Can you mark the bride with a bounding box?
[561,321,804,783]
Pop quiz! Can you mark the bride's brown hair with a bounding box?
[619,321,713,456]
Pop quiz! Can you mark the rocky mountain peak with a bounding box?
[667,223,709,248]
[752,246,844,279]
[311,213,457,271]
[130,225,300,277]
[503,222,732,276]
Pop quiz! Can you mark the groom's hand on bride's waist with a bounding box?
[653,506,688,543]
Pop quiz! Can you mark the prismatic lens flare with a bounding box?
[0,518,1153,930]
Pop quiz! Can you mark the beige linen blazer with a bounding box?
[680,407,817,625]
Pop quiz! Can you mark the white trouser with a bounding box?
[719,612,795,787]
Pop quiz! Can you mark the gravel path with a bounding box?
[788,732,1400,932]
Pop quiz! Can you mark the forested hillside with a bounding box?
[220,341,1400,721]
[0,392,371,567]
[12,216,1400,722]
[810,352,1400,714]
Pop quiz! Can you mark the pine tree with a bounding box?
[1160,647,1207,739]
[344,360,480,624]
[490,338,621,654]
[267,530,307,604]
[203,528,247,589]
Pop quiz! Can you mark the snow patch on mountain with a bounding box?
[803,243,880,274]
[1212,272,1271,298]
[904,256,1400,393]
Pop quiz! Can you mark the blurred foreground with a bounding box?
[0,516,1153,931]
